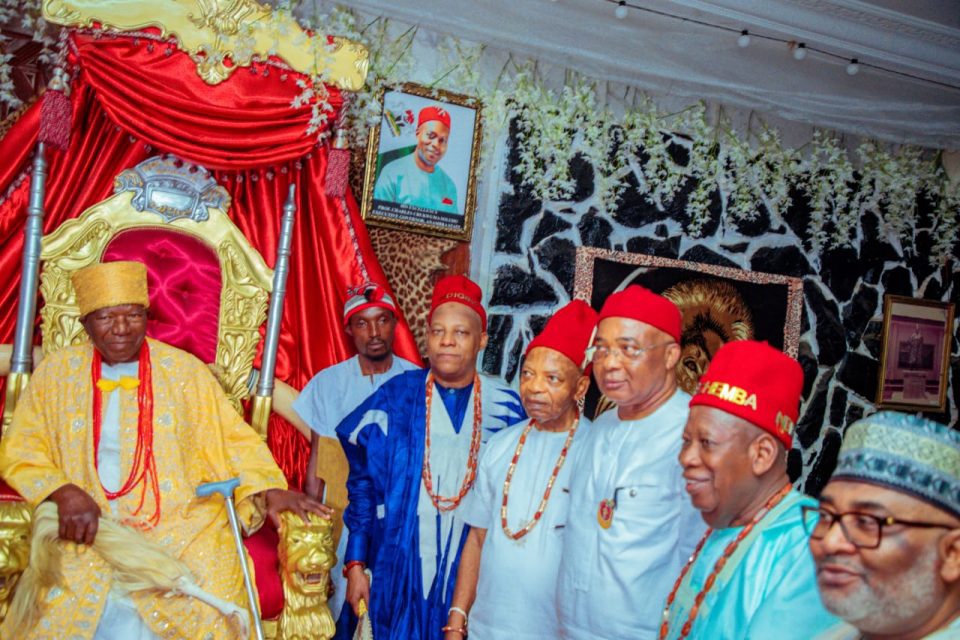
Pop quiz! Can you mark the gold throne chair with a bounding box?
[0,155,336,639]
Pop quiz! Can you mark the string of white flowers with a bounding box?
[504,74,957,265]
[1,1,956,266]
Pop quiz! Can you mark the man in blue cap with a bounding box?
[809,412,960,640]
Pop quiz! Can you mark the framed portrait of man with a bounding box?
[361,83,483,241]
[877,295,955,412]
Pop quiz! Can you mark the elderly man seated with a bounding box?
[810,412,960,640]
[0,261,328,640]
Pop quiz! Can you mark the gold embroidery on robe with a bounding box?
[0,339,287,639]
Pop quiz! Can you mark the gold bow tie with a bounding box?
[96,377,140,393]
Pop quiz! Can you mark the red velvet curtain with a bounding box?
[0,31,421,488]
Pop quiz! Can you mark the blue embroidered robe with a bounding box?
[336,368,524,640]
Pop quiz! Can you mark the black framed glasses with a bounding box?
[586,341,675,363]
[801,505,955,549]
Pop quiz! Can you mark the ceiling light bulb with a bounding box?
[792,43,807,60]
[615,1,628,19]
[737,30,751,47]
[846,58,860,75]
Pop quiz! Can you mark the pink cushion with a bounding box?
[103,228,221,364]
[244,522,285,619]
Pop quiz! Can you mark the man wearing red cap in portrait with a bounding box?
[336,275,525,640]
[291,282,418,630]
[443,300,597,640]
[661,340,838,639]
[557,285,705,640]
[373,105,459,214]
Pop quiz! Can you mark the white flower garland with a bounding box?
[505,75,958,265]
[1,2,956,266]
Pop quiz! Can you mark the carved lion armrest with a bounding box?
[276,511,337,640]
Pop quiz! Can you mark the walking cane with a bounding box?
[196,478,265,640]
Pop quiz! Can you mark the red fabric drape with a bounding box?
[0,31,421,488]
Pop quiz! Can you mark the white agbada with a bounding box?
[292,352,417,620]
[461,417,588,640]
[293,354,419,439]
[557,389,706,640]
[816,618,960,640]
[417,383,478,598]
[94,360,161,640]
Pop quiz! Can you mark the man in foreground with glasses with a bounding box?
[662,340,838,639]
[557,285,705,640]
[809,412,960,640]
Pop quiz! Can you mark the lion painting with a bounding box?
[662,279,754,394]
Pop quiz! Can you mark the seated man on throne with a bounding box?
[0,261,329,640]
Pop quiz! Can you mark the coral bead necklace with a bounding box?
[91,341,161,528]
[422,371,483,512]
[500,413,579,541]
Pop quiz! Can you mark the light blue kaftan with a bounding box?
[373,153,458,214]
[662,489,839,640]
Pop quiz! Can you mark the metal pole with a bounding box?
[197,478,265,640]
[11,142,48,375]
[223,494,266,640]
[3,143,49,429]
[256,183,297,400]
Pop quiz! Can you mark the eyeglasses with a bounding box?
[586,341,675,363]
[801,505,955,549]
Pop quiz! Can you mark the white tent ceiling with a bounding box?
[333,0,960,149]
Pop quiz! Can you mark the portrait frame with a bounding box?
[361,82,483,241]
[876,294,955,412]
[574,247,804,419]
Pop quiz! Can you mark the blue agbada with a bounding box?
[662,490,839,639]
[336,368,525,640]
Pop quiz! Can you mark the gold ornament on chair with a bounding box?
[0,501,30,622]
[277,511,337,640]
[42,0,369,88]
[38,156,273,420]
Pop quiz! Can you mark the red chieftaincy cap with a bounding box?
[418,105,451,130]
[689,340,803,448]
[597,285,681,342]
[429,275,486,330]
[525,300,598,371]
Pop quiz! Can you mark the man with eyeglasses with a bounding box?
[809,412,960,640]
[557,285,705,640]
[662,340,838,639]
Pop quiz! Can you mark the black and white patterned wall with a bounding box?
[480,127,960,495]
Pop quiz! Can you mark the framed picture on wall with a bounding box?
[360,82,483,241]
[574,247,804,420]
[877,295,955,412]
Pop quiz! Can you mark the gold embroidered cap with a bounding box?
[71,261,150,317]
[832,411,960,518]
